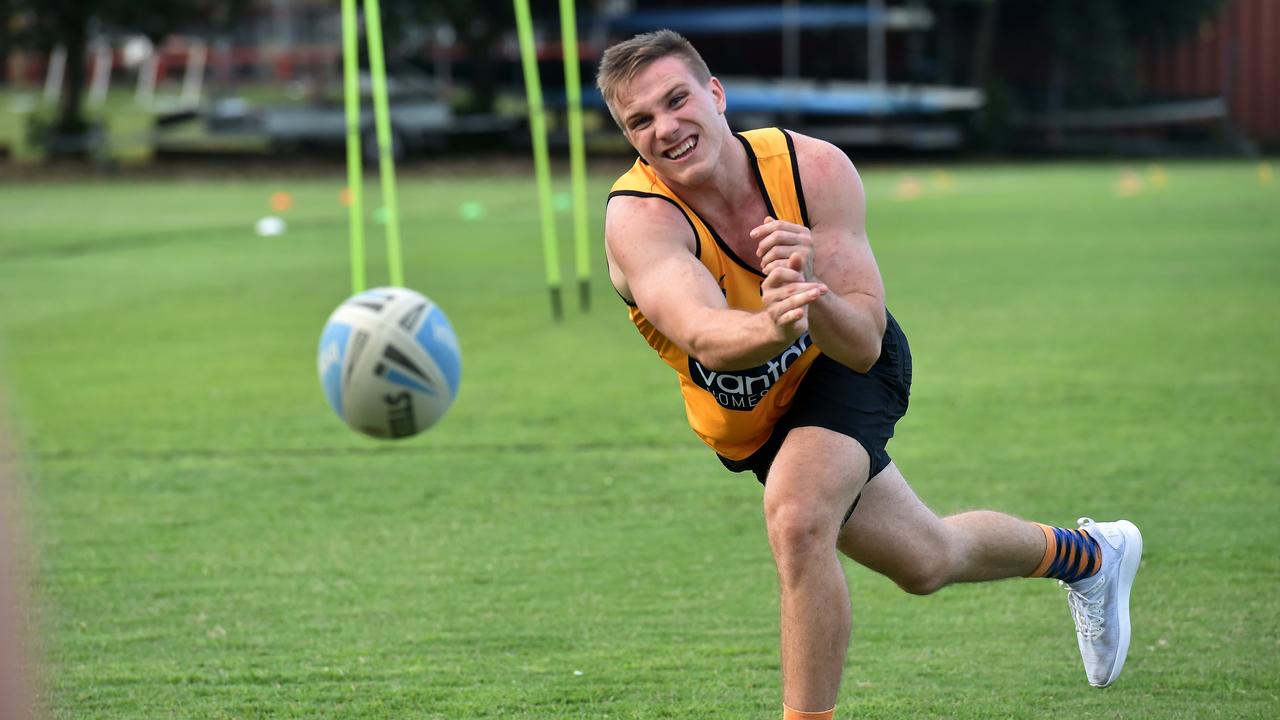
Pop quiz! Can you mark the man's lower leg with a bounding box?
[776,549,848,715]
[938,510,1047,583]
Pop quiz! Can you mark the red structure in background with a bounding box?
[1140,0,1280,144]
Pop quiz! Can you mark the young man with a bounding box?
[598,30,1143,719]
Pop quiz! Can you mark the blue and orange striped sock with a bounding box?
[1028,524,1102,584]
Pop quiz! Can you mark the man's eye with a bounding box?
[632,118,650,129]
[670,94,686,108]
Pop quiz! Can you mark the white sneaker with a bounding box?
[1062,517,1143,688]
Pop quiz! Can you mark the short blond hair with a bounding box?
[596,30,712,127]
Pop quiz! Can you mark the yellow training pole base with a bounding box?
[549,287,564,322]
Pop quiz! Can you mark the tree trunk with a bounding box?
[442,10,499,114]
[969,0,999,89]
[53,9,89,138]
[465,23,498,113]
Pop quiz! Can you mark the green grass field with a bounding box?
[0,160,1277,718]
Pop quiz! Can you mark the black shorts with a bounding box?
[718,310,912,486]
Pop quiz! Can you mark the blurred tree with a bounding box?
[5,0,246,143]
[1043,0,1226,106]
[434,0,509,114]
[380,0,568,114]
[954,0,1226,149]
[941,0,1228,97]
[2,0,580,142]
[976,0,1227,107]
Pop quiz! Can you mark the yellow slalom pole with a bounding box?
[340,0,365,293]
[514,0,563,320]
[364,0,405,288]
[559,0,590,312]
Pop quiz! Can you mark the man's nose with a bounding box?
[655,112,679,139]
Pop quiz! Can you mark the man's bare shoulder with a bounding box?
[786,132,865,227]
[605,193,697,256]
[787,131,861,191]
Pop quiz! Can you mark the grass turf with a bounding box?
[0,160,1277,718]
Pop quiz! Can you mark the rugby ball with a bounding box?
[316,287,461,438]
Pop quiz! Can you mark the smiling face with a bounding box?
[613,55,729,188]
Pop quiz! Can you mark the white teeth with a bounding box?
[665,137,696,159]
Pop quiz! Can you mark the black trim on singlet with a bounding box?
[607,190,701,259]
[616,286,638,308]
[667,132,775,280]
[694,209,765,278]
[600,250,639,307]
[734,132,778,220]
[782,129,811,228]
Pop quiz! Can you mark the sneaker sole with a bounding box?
[1093,520,1143,688]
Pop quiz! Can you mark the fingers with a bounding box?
[764,281,826,318]
[764,283,827,307]
[771,282,827,304]
[760,235,823,336]
[749,216,805,241]
[755,227,809,259]
[760,264,806,288]
[753,217,815,281]
[768,286,821,334]
[761,249,814,279]
[762,251,809,276]
[762,260,825,298]
[777,306,808,331]
[752,214,808,257]
[760,245,812,273]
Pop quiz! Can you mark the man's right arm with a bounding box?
[604,195,826,371]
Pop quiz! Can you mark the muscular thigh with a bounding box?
[835,463,951,577]
[763,426,869,530]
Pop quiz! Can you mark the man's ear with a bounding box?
[708,76,726,114]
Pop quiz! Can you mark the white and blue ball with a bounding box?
[316,287,461,439]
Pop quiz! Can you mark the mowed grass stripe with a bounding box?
[0,161,1276,718]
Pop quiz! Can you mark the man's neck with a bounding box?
[663,131,755,218]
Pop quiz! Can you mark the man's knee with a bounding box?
[840,519,955,595]
[885,527,957,595]
[764,498,838,578]
[892,556,951,596]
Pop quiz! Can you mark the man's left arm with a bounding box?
[752,136,886,373]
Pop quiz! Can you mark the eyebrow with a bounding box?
[624,83,688,127]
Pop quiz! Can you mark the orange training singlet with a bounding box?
[607,127,820,461]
